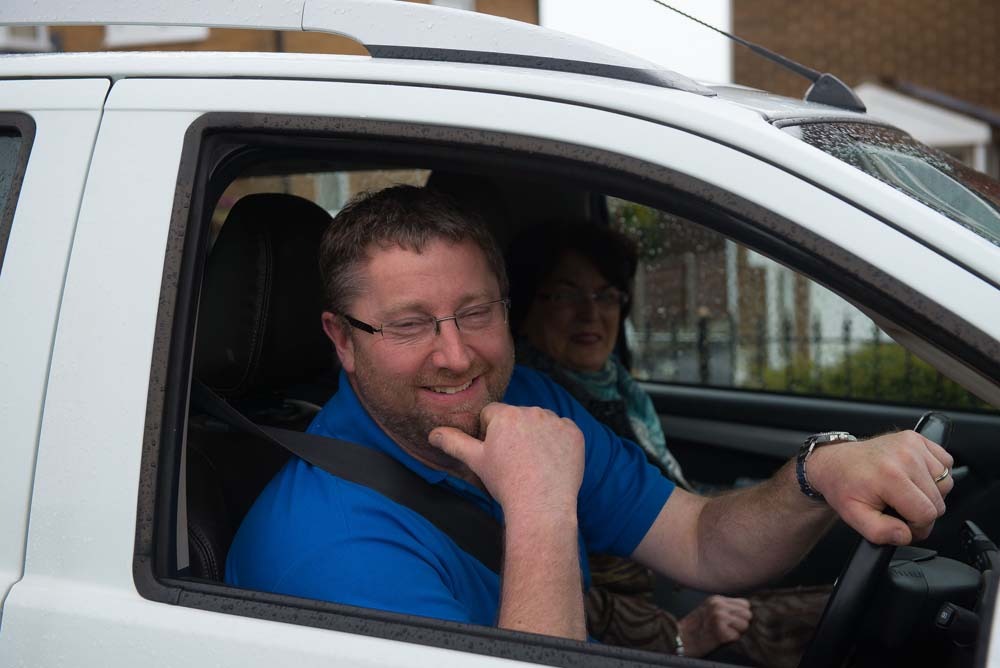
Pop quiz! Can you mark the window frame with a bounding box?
[134,111,999,667]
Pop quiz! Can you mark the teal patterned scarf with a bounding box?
[562,357,693,492]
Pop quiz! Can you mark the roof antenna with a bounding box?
[648,0,866,112]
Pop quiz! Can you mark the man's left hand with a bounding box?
[807,430,954,545]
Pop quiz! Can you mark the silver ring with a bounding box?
[933,467,950,484]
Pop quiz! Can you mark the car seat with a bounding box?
[185,193,338,581]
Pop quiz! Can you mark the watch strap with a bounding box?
[796,431,857,502]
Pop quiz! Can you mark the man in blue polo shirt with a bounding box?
[227,185,953,642]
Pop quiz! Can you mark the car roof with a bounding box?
[0,48,798,160]
[709,84,877,125]
[0,45,917,185]
[3,0,894,126]
[0,0,713,93]
[3,0,917,138]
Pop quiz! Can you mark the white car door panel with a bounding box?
[0,77,108,625]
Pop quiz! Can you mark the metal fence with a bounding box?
[630,314,987,409]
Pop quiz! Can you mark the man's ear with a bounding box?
[321,312,356,373]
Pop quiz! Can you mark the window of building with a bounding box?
[104,25,210,48]
[431,0,477,11]
[0,26,51,52]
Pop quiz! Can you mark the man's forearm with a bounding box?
[693,461,836,591]
[428,404,588,640]
[497,510,586,640]
[636,430,952,593]
[633,461,836,593]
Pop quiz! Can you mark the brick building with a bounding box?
[733,0,999,110]
[732,0,1000,174]
[3,0,538,55]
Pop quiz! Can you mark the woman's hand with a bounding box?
[676,595,752,657]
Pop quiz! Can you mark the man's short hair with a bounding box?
[319,185,509,316]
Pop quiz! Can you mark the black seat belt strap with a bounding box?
[191,380,504,573]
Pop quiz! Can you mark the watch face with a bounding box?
[812,431,854,445]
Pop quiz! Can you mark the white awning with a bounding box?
[856,82,993,148]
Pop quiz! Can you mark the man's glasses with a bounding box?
[537,287,628,309]
[344,299,510,346]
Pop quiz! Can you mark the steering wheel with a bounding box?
[797,412,952,668]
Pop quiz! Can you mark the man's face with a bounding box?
[323,238,514,471]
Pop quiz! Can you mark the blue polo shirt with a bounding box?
[226,365,673,626]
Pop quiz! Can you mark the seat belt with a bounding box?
[191,379,504,574]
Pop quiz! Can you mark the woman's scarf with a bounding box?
[516,340,693,492]
[561,358,693,492]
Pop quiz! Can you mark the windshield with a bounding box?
[784,122,1000,247]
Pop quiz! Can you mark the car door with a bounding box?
[0,78,108,625]
[4,69,997,668]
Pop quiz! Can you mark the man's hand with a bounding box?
[429,402,588,641]
[428,402,585,519]
[807,430,954,545]
[677,595,752,658]
[634,430,953,595]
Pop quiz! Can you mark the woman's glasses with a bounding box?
[537,287,627,309]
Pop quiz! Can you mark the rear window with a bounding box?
[784,122,1000,247]
[0,133,22,208]
[0,117,34,270]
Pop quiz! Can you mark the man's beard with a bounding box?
[350,347,515,473]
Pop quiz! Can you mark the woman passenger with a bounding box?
[507,222,754,659]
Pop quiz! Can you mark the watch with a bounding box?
[796,431,857,502]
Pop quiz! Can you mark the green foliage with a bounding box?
[760,343,993,411]
[609,200,669,261]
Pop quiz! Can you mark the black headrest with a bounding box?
[194,193,334,399]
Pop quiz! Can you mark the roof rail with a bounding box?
[0,0,713,95]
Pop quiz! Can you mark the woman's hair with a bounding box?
[506,221,639,330]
